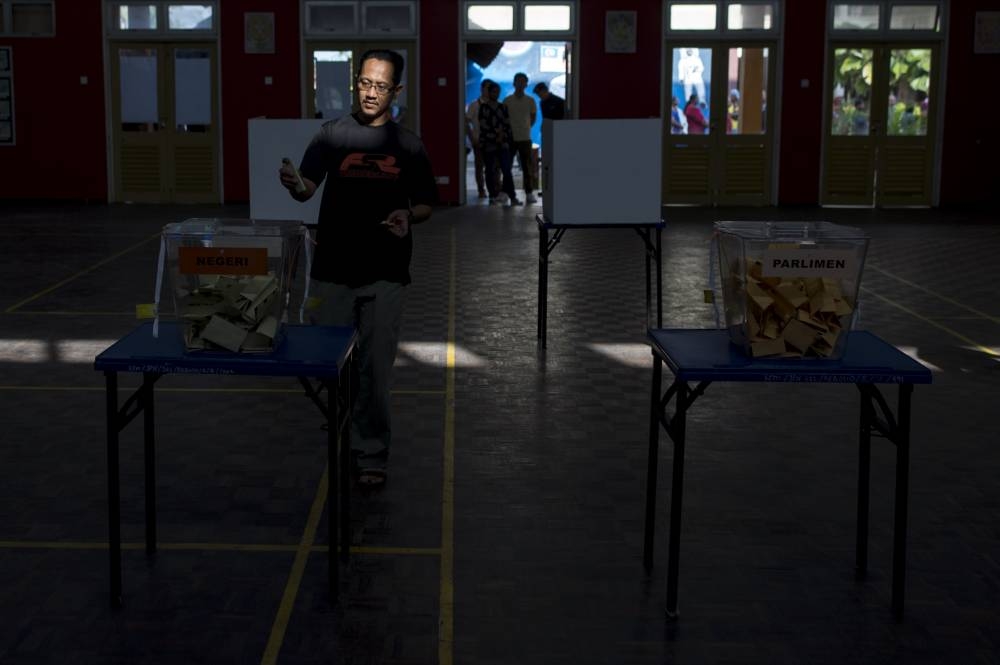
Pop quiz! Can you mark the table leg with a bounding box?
[655,227,663,328]
[538,224,548,347]
[105,370,122,608]
[666,381,688,620]
[856,384,873,579]
[328,379,340,600]
[643,356,663,571]
[339,363,351,564]
[143,373,157,556]
[644,229,652,329]
[892,383,913,619]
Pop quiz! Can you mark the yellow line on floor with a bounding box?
[5,311,136,316]
[260,467,328,665]
[0,386,444,396]
[0,540,441,555]
[5,233,159,313]
[862,286,999,357]
[868,264,1000,325]
[439,226,457,665]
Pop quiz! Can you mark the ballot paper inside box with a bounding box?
[714,221,869,359]
[161,218,308,353]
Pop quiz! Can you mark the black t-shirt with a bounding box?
[299,114,437,287]
[540,94,566,120]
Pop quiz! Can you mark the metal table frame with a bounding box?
[536,215,664,348]
[643,329,932,620]
[94,322,356,608]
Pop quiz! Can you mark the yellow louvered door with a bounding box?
[168,44,219,203]
[111,42,219,203]
[822,45,935,207]
[664,43,774,206]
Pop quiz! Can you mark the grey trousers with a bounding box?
[310,279,405,467]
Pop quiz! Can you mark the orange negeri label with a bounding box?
[178,247,268,275]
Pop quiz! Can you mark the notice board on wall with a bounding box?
[0,46,14,145]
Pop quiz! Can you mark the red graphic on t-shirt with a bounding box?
[339,153,401,179]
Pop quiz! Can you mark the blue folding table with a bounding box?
[644,329,932,619]
[94,322,356,607]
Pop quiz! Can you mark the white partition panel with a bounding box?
[248,118,327,222]
[541,118,662,225]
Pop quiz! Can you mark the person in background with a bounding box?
[684,93,708,135]
[727,89,740,134]
[279,48,437,488]
[532,81,565,120]
[503,72,538,204]
[478,80,519,206]
[466,79,491,199]
[670,95,688,134]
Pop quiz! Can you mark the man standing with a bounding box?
[503,72,538,204]
[279,48,437,488]
[532,81,565,121]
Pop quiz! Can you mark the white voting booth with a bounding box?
[248,118,327,222]
[541,118,661,224]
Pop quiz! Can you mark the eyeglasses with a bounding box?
[356,77,396,96]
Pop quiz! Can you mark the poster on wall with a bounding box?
[245,12,275,54]
[605,11,637,54]
[975,12,1000,53]
[0,46,12,145]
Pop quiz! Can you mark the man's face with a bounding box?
[356,58,398,125]
[513,75,527,92]
[488,86,500,102]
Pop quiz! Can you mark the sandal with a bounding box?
[357,467,387,489]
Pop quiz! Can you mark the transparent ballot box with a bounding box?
[713,221,869,359]
[159,218,309,353]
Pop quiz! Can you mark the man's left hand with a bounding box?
[381,209,411,238]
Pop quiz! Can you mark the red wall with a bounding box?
[0,5,106,200]
[220,1,303,202]
[777,0,825,205]
[578,2,662,120]
[939,2,1000,206]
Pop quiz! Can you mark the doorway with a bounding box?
[109,42,219,203]
[663,42,775,206]
[821,44,937,206]
[463,40,572,202]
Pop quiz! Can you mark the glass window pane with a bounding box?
[314,50,353,120]
[168,5,213,30]
[670,47,712,134]
[726,46,768,134]
[886,48,930,136]
[120,48,159,131]
[524,4,571,31]
[119,4,157,30]
[364,4,413,33]
[831,48,873,135]
[670,4,717,31]
[889,5,939,31]
[174,49,211,131]
[832,4,879,30]
[308,3,357,33]
[12,2,54,34]
[727,4,774,30]
[467,5,515,31]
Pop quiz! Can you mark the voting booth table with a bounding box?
[536,119,664,347]
[643,222,932,619]
[95,218,356,607]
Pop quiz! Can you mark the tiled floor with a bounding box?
[0,199,997,664]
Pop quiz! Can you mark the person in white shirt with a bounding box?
[502,72,538,204]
